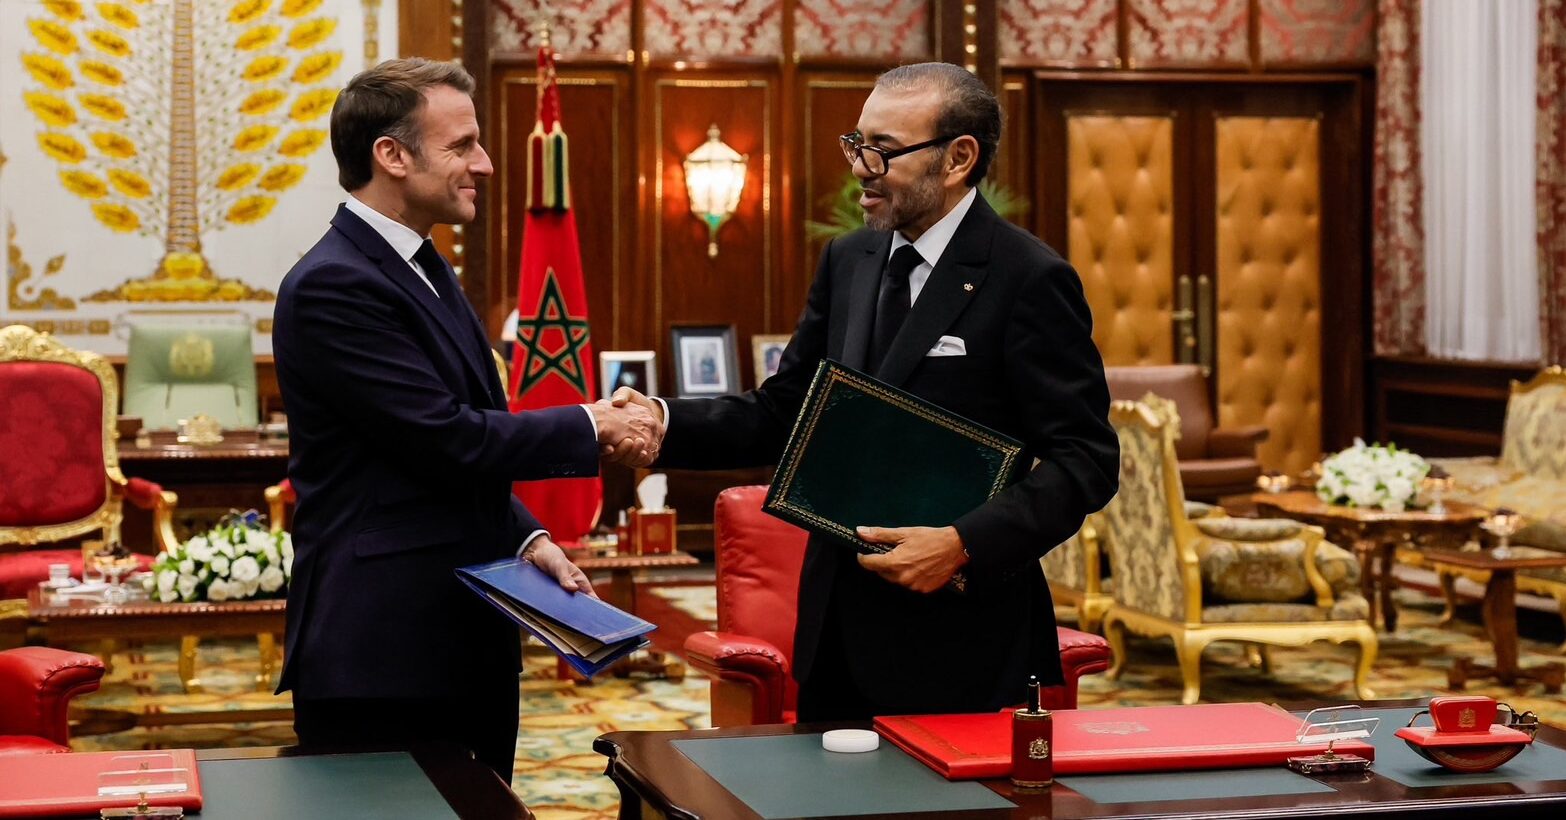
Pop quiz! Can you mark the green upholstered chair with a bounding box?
[123,323,258,430]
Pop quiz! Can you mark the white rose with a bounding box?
[259,565,285,593]
[178,559,195,575]
[231,556,261,583]
[177,573,199,601]
[187,541,212,563]
[261,541,279,565]
[283,555,293,577]
[245,530,271,555]
[207,579,231,602]
[216,540,236,559]
[242,579,260,598]
[280,538,294,563]
[211,555,231,577]
[157,570,177,593]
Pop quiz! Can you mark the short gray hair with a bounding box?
[330,58,476,191]
[875,63,1001,187]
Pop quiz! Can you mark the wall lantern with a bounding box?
[682,124,748,258]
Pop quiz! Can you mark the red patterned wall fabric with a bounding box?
[490,0,632,57]
[1371,0,1426,356]
[644,0,782,59]
[999,0,1119,65]
[1258,0,1375,65]
[1127,0,1247,67]
[797,0,930,60]
[1540,0,1566,365]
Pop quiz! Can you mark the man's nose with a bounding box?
[472,143,494,177]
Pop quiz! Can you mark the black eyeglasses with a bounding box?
[839,132,959,177]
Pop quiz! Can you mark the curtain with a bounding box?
[1540,0,1566,364]
[1422,0,1540,362]
[1372,0,1427,356]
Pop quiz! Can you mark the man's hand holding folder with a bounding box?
[856,525,969,594]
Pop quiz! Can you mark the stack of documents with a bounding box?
[457,558,655,677]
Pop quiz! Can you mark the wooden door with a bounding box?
[1032,75,1367,474]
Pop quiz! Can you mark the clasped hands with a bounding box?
[589,387,666,467]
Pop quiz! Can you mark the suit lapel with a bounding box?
[840,233,891,370]
[330,206,495,399]
[875,195,998,386]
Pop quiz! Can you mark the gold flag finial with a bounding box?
[533,16,552,50]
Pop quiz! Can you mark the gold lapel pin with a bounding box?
[963,283,974,292]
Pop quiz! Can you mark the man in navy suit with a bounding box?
[614,63,1117,720]
[272,58,660,778]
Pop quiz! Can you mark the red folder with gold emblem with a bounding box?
[874,702,1376,779]
[0,749,203,817]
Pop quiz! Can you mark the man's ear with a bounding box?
[371,135,409,180]
[945,135,979,187]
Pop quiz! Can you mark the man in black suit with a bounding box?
[272,59,661,778]
[615,63,1118,719]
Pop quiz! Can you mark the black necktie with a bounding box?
[870,244,924,373]
[413,239,462,318]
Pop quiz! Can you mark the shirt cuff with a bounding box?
[651,397,670,432]
[579,404,597,435]
[517,529,550,559]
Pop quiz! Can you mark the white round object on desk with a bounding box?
[821,729,879,754]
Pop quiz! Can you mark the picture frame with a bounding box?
[751,334,791,384]
[599,350,658,398]
[670,324,739,397]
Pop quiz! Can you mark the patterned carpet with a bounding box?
[57,582,1565,819]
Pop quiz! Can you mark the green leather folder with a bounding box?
[764,360,1027,590]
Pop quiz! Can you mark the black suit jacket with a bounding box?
[658,194,1118,712]
[272,205,599,700]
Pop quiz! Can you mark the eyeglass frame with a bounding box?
[839,131,961,177]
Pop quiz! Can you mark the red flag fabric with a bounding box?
[508,46,601,543]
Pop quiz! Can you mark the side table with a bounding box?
[1423,547,1566,693]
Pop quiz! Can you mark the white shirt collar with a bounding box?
[889,186,978,270]
[344,195,427,265]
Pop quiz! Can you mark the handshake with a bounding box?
[588,387,665,467]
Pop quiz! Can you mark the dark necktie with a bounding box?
[869,244,924,373]
[413,239,462,319]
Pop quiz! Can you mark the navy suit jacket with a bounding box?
[657,195,1118,713]
[272,204,598,699]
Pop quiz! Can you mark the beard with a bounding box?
[862,154,945,233]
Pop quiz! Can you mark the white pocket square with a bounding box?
[926,335,967,357]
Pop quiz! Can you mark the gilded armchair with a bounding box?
[1099,395,1378,704]
[1,326,179,629]
[1045,506,1218,634]
[1428,366,1566,646]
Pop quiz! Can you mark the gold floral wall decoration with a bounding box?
[18,0,344,302]
[6,220,76,312]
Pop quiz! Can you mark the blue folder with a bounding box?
[456,557,655,677]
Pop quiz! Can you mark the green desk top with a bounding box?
[673,735,1015,818]
[195,753,458,819]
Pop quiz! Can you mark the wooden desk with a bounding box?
[1251,491,1487,631]
[194,743,529,819]
[1424,548,1566,693]
[27,587,285,697]
[117,431,289,550]
[595,705,1566,819]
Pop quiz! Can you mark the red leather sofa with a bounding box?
[0,647,106,755]
[684,486,1112,726]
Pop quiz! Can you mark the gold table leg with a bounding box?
[256,632,278,691]
[178,635,204,693]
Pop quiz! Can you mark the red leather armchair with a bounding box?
[684,486,1112,726]
[1105,365,1269,502]
[0,647,105,755]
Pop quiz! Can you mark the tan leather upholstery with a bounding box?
[1068,115,1175,366]
[1214,117,1322,476]
[1106,364,1267,501]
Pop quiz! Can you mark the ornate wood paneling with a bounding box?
[652,77,775,385]
[799,76,877,277]
[1126,0,1248,68]
[796,0,931,61]
[1215,116,1322,475]
[644,0,782,59]
[1067,115,1175,366]
[491,70,633,346]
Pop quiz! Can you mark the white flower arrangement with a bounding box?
[146,511,293,603]
[1315,439,1430,512]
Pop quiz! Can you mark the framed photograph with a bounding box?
[670,324,739,397]
[600,350,658,398]
[751,334,791,384]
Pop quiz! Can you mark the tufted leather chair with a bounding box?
[1105,365,1268,502]
[683,485,1112,726]
[0,326,177,616]
[0,647,105,755]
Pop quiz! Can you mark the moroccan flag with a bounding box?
[508,45,601,543]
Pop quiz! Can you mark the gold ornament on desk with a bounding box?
[176,414,223,446]
[1421,466,1456,515]
[1256,471,1291,494]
